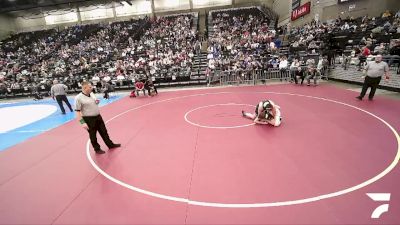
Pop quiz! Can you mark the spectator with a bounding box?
[50,80,73,114]
[290,58,301,83]
[395,10,400,18]
[294,67,305,85]
[358,46,371,71]
[279,56,288,81]
[382,10,392,18]
[374,43,386,54]
[356,55,390,101]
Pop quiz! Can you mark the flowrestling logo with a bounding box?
[367,193,391,219]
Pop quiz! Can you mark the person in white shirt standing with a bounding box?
[91,74,101,92]
[279,56,288,81]
[290,58,300,82]
[75,81,121,154]
[356,55,390,100]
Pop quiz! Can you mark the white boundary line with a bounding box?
[184,103,255,129]
[86,91,400,208]
[0,129,50,134]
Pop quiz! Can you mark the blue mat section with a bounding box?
[0,94,125,151]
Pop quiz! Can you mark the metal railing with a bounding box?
[215,69,291,86]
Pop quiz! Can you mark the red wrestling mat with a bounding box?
[0,84,399,224]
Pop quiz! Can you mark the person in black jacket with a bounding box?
[294,66,305,85]
[144,76,158,96]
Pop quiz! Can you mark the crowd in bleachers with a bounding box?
[289,11,400,49]
[0,14,202,98]
[1,6,400,98]
[209,8,274,68]
[0,18,148,98]
[205,8,286,79]
[118,14,199,83]
[242,8,400,86]
[205,7,331,85]
[286,9,400,70]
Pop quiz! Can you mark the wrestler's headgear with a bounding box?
[263,101,273,120]
[262,100,273,111]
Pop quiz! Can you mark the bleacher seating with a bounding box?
[1,7,399,99]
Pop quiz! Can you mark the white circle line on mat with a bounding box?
[184,103,255,129]
[86,91,400,208]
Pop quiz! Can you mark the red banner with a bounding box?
[291,2,311,21]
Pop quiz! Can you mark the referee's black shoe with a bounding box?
[95,149,106,154]
[109,144,121,149]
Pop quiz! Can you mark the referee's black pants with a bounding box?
[294,70,305,84]
[55,95,73,114]
[359,76,381,100]
[83,115,114,151]
[145,84,158,95]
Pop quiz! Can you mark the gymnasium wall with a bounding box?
[0,14,16,40]
[3,0,274,34]
[273,0,291,26]
[14,16,47,33]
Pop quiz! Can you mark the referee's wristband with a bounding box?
[79,118,86,124]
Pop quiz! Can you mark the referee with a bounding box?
[51,80,73,114]
[75,81,121,154]
[356,55,390,101]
